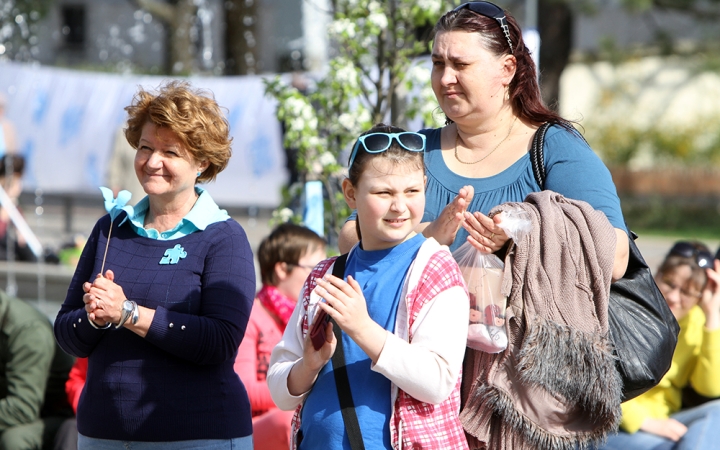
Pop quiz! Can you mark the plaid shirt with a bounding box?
[290,239,469,450]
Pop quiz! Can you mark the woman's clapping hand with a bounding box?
[421,185,474,246]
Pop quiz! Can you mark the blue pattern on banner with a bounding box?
[60,106,85,146]
[85,153,101,187]
[32,91,48,125]
[228,103,245,134]
[21,140,36,186]
[249,133,274,177]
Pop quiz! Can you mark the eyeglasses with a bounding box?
[288,263,315,272]
[658,277,702,301]
[348,132,426,168]
[668,241,714,269]
[453,1,514,54]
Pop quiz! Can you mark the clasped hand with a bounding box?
[83,269,127,326]
[462,210,508,253]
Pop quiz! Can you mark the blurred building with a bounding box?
[32,0,331,75]
[28,1,717,76]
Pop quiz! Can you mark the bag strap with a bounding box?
[531,122,594,189]
[329,254,366,450]
[530,123,637,239]
[530,122,553,189]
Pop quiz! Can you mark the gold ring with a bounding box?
[490,232,495,240]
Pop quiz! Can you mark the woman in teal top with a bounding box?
[339,1,628,281]
[419,124,625,252]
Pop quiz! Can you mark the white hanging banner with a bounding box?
[0,62,288,207]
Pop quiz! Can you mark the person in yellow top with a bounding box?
[600,241,720,449]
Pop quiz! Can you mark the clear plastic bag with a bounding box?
[453,207,532,353]
[454,244,507,352]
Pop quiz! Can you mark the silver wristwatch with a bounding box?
[116,300,136,329]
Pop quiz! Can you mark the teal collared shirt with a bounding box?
[128,187,230,240]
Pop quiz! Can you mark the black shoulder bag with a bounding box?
[530,123,680,401]
[329,254,366,450]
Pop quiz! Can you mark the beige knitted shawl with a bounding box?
[460,191,623,450]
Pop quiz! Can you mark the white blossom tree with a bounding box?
[265,0,448,248]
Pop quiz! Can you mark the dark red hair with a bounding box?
[432,6,571,129]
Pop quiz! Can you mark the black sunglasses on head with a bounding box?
[669,241,714,269]
[453,1,514,54]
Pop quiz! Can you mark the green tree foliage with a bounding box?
[0,0,52,61]
[588,115,720,167]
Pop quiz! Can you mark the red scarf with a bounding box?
[257,285,295,327]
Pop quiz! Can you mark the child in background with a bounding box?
[234,223,326,450]
[600,241,720,449]
[267,124,470,449]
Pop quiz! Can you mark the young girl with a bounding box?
[267,124,470,449]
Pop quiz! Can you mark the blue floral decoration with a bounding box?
[99,186,134,226]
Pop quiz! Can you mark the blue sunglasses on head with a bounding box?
[348,132,426,168]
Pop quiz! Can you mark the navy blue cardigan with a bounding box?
[54,214,256,441]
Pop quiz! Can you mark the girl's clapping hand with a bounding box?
[314,275,387,363]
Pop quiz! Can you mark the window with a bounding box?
[62,5,85,45]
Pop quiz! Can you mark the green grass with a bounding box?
[621,195,720,243]
[632,227,720,241]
